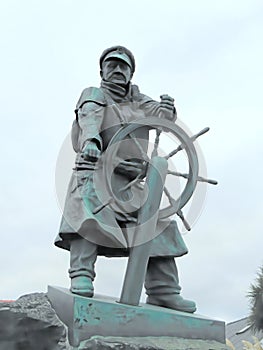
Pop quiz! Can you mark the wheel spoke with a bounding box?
[176,209,191,231]
[163,186,176,206]
[93,198,114,214]
[167,170,189,179]
[190,127,210,141]
[165,127,210,160]
[129,132,149,162]
[165,144,183,159]
[163,186,191,230]
[151,128,162,158]
[197,176,218,185]
[168,170,218,185]
[119,175,143,192]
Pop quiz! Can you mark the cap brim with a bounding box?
[103,52,132,68]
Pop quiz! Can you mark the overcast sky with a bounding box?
[0,0,262,324]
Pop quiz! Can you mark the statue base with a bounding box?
[48,286,225,348]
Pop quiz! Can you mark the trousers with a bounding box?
[69,236,181,296]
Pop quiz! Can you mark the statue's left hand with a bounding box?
[82,142,101,162]
[159,94,176,121]
[115,160,147,180]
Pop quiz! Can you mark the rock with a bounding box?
[78,336,229,350]
[0,292,70,350]
[0,292,228,349]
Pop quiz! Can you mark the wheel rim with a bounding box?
[102,117,199,219]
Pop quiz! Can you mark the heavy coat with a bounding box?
[55,84,188,258]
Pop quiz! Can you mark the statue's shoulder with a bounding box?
[131,84,155,104]
[75,87,106,111]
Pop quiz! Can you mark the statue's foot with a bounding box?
[70,276,94,297]
[146,294,196,313]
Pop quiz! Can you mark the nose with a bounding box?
[113,64,123,73]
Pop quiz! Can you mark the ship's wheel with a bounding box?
[93,117,217,231]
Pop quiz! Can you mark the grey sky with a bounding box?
[0,0,262,324]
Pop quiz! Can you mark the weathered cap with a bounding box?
[100,46,135,73]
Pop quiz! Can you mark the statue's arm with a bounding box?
[71,119,80,153]
[141,95,177,122]
[73,102,103,160]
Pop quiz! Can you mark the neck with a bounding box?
[100,79,131,101]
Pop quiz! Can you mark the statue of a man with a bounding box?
[55,46,196,313]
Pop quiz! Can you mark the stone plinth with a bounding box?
[48,286,226,348]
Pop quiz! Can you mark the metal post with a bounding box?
[119,156,168,306]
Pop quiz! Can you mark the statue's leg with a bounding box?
[69,236,97,297]
[145,257,196,313]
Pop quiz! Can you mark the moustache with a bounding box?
[110,72,125,79]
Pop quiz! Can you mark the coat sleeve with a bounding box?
[77,102,103,151]
[71,119,80,153]
[71,87,106,152]
[139,93,177,122]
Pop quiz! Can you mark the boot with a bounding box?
[69,236,97,297]
[145,257,196,313]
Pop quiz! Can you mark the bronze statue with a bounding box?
[55,45,197,313]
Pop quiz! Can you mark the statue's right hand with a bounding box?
[82,142,101,162]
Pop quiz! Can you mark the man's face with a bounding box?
[101,58,132,85]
